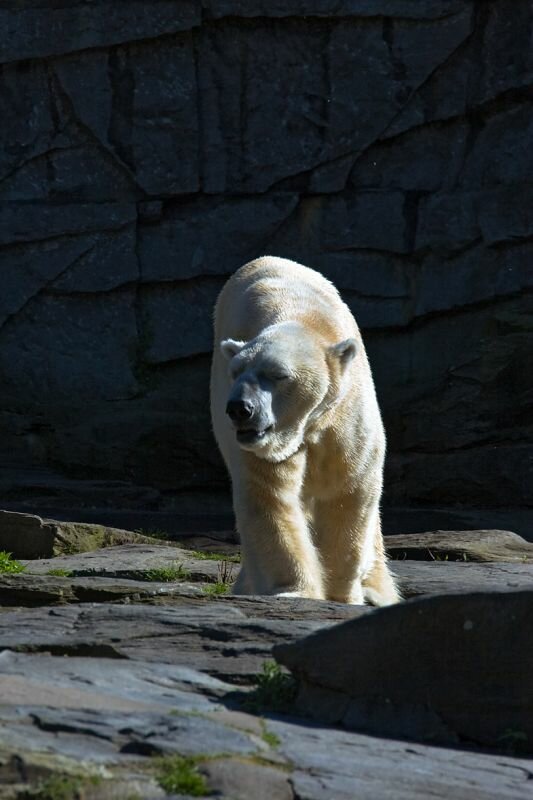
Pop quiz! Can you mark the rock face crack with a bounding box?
[0,244,95,336]
[107,47,136,175]
[52,62,144,195]
[30,713,115,741]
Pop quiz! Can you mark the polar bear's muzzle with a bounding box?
[235,425,273,445]
[225,384,274,447]
[226,398,254,424]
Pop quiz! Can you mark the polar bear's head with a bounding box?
[220,321,356,461]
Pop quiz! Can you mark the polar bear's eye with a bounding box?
[270,373,290,382]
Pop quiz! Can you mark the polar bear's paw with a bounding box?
[274,585,325,600]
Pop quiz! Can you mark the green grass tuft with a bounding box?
[135,528,170,541]
[0,551,25,574]
[145,562,190,582]
[203,581,230,596]
[244,661,297,714]
[47,568,73,577]
[190,550,241,563]
[260,722,281,748]
[31,774,101,800]
[154,754,208,796]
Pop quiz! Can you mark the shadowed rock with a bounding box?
[274,590,533,753]
[0,1,531,534]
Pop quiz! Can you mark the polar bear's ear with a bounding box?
[330,338,357,367]
[220,338,246,361]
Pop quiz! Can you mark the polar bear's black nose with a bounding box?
[226,399,254,423]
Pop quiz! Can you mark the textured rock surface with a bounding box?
[0,1,531,534]
[1,526,532,796]
[0,509,163,558]
[0,602,352,683]
[394,560,533,598]
[0,572,209,607]
[386,529,533,562]
[21,543,226,581]
[274,591,533,753]
[269,717,533,800]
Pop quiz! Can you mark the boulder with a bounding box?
[0,573,204,608]
[386,529,533,563]
[393,560,533,598]
[200,758,293,800]
[269,714,533,800]
[0,510,160,559]
[274,590,533,752]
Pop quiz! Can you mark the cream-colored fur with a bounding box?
[210,256,400,606]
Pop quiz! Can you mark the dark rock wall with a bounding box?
[0,1,531,520]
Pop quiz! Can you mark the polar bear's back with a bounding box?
[215,256,356,345]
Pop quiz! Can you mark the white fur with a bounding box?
[210,256,400,606]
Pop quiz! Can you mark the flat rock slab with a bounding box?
[275,590,533,753]
[21,543,226,583]
[0,510,161,559]
[386,529,533,563]
[214,594,361,621]
[0,573,206,607]
[0,602,357,683]
[0,706,264,764]
[0,583,530,800]
[269,716,533,800]
[0,650,231,713]
[393,560,533,597]
[170,533,240,557]
[6,554,533,608]
[0,704,264,778]
[1,526,532,797]
[0,652,530,800]
[0,573,363,622]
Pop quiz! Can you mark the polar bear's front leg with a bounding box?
[232,453,325,599]
[234,501,324,599]
[314,494,398,606]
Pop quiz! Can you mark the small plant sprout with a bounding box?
[47,568,73,577]
[244,660,297,714]
[202,559,236,596]
[135,528,170,541]
[203,581,230,596]
[0,552,25,574]
[154,754,208,796]
[145,562,190,582]
[190,550,241,563]
[260,719,281,748]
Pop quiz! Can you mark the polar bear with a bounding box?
[210,256,399,606]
